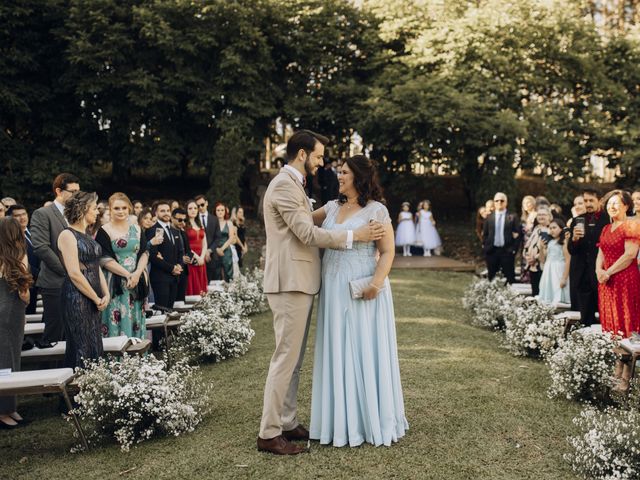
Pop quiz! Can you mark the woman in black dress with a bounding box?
[0,217,32,428]
[58,192,109,369]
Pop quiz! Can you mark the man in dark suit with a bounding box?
[567,189,608,326]
[147,201,183,309]
[171,207,189,302]
[482,192,521,283]
[318,158,339,206]
[30,173,80,344]
[195,194,221,282]
[9,204,40,314]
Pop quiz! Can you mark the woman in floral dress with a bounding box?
[96,193,149,339]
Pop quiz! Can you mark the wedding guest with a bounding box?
[213,202,236,281]
[482,192,521,283]
[195,194,221,283]
[395,202,416,257]
[31,173,80,346]
[132,200,143,217]
[631,190,640,218]
[185,201,208,295]
[538,218,570,305]
[171,208,189,302]
[2,197,16,209]
[475,206,488,243]
[147,201,182,309]
[170,199,180,212]
[568,188,609,326]
[8,205,40,314]
[232,206,248,269]
[0,202,5,218]
[416,200,441,256]
[571,195,586,221]
[596,190,640,338]
[138,208,155,231]
[309,154,407,447]
[520,195,537,282]
[318,158,339,206]
[596,190,640,390]
[58,192,109,369]
[0,217,32,429]
[523,206,552,296]
[96,193,149,339]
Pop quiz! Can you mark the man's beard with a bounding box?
[304,159,316,177]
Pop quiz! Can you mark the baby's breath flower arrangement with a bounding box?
[502,299,564,358]
[72,355,207,452]
[547,329,618,401]
[461,276,517,330]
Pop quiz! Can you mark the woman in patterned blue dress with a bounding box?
[309,155,408,447]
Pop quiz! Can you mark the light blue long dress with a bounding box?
[310,200,408,447]
[538,239,570,304]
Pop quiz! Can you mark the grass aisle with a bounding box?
[2,270,580,479]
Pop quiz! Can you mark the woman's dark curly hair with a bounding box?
[64,191,98,225]
[0,217,33,293]
[337,154,385,207]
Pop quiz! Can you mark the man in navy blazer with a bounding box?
[482,192,521,283]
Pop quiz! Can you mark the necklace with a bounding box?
[344,200,358,209]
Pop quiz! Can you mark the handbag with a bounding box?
[133,270,150,301]
[349,276,386,299]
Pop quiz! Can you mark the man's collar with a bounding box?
[283,164,305,186]
[158,220,170,228]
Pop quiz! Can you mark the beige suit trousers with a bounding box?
[259,291,314,439]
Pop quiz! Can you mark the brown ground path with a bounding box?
[392,254,475,271]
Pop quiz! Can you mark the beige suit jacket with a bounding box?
[263,168,348,295]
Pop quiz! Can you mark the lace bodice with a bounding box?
[321,200,391,278]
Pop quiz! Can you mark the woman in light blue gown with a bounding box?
[310,154,408,447]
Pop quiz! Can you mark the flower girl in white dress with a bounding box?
[415,200,442,256]
[395,201,416,256]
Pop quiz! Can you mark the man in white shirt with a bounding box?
[482,192,521,283]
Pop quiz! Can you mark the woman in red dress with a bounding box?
[185,200,208,295]
[596,190,640,339]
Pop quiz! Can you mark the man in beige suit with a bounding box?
[257,130,384,455]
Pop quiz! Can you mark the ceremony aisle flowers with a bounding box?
[461,276,516,330]
[222,267,267,316]
[73,355,207,452]
[546,330,618,401]
[502,299,564,358]
[566,388,640,480]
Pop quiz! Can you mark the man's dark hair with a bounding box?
[194,194,207,203]
[152,200,171,214]
[7,204,27,216]
[172,208,187,217]
[286,130,329,162]
[52,173,79,194]
[582,188,599,198]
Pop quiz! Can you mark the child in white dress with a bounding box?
[395,202,416,256]
[415,200,442,256]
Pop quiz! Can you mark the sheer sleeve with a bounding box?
[624,220,640,243]
[323,200,340,220]
[372,202,392,225]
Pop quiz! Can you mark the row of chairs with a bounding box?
[0,284,224,449]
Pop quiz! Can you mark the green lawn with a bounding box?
[1,270,580,479]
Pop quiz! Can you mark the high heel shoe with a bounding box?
[0,419,19,430]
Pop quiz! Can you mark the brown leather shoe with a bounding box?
[257,435,305,455]
[282,424,310,441]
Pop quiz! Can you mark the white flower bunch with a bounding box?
[72,355,207,452]
[565,403,640,480]
[173,308,255,363]
[547,329,617,401]
[503,299,564,358]
[222,267,267,316]
[195,289,244,319]
[461,276,517,330]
